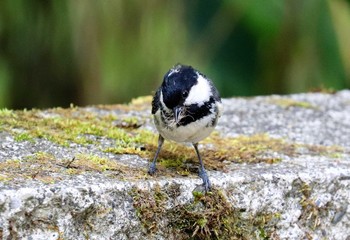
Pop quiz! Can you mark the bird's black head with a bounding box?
[161,64,198,109]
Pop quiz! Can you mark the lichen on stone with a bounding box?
[130,183,280,239]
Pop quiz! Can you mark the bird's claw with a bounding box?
[148,163,157,175]
[199,168,211,192]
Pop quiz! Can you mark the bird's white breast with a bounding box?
[153,102,220,143]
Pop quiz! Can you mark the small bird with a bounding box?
[148,64,222,191]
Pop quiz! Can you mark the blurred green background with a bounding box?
[0,0,349,109]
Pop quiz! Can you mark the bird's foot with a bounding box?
[198,168,211,192]
[148,162,157,175]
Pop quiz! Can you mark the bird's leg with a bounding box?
[148,135,164,175]
[193,143,211,191]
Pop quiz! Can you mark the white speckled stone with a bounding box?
[1,91,350,239]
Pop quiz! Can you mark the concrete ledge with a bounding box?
[0,91,349,239]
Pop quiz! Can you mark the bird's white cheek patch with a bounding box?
[185,74,211,106]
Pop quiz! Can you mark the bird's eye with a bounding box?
[182,90,189,98]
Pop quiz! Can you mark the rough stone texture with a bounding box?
[0,91,350,239]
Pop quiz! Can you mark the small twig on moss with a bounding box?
[31,171,40,179]
[56,157,77,169]
[54,157,77,169]
[65,157,76,168]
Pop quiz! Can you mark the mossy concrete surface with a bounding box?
[0,91,350,239]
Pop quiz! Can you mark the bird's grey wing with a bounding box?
[151,89,160,114]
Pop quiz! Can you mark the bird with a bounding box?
[148,64,222,191]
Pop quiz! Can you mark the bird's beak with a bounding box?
[173,106,184,123]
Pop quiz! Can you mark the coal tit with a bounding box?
[148,64,222,191]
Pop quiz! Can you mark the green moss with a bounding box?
[70,154,122,172]
[0,159,24,182]
[290,179,330,231]
[130,184,280,239]
[0,106,146,147]
[0,159,21,171]
[159,156,186,169]
[0,96,345,182]
[310,87,336,94]
[0,108,14,117]
[114,116,144,129]
[201,133,293,169]
[0,151,144,183]
[268,98,316,109]
[14,132,34,142]
[127,132,297,176]
[303,144,344,158]
[192,190,205,200]
[0,174,11,182]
